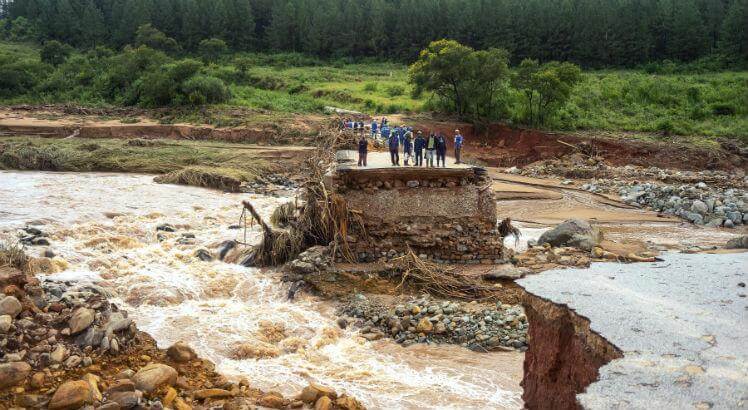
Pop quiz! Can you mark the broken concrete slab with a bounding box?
[518,252,748,409]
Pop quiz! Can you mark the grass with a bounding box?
[1,41,746,144]
[0,137,272,191]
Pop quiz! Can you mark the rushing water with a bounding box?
[0,171,523,409]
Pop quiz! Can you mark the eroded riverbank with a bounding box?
[0,171,524,409]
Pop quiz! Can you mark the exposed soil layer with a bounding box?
[520,293,622,410]
[395,115,745,172]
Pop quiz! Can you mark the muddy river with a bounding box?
[0,171,523,409]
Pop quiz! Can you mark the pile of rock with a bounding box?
[18,226,51,247]
[240,174,297,197]
[285,246,332,281]
[344,220,509,264]
[513,245,592,272]
[618,183,747,227]
[1,243,367,410]
[338,295,528,351]
[518,158,743,189]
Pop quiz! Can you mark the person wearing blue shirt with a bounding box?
[454,129,464,164]
[371,120,378,137]
[414,131,426,166]
[389,132,400,166]
[381,124,391,143]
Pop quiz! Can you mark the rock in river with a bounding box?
[537,219,601,251]
[166,341,197,363]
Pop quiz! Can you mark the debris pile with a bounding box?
[339,295,528,351]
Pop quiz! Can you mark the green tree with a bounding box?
[135,23,180,53]
[40,40,72,66]
[197,37,228,62]
[80,0,106,48]
[513,59,582,125]
[719,0,748,62]
[7,16,38,41]
[409,39,511,120]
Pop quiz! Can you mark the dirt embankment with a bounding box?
[520,292,622,410]
[3,106,745,172]
[396,116,745,172]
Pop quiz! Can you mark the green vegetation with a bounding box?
[0,41,746,142]
[0,136,272,190]
[2,0,746,67]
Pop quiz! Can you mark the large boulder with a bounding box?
[725,236,748,249]
[132,363,177,393]
[0,361,32,389]
[48,380,93,410]
[537,219,602,251]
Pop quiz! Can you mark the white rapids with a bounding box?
[0,171,523,409]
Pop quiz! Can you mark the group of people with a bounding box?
[354,117,465,168]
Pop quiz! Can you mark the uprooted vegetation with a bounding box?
[238,130,365,266]
[0,136,272,190]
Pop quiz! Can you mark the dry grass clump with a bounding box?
[270,201,297,228]
[155,166,254,192]
[0,239,28,270]
[126,138,163,147]
[392,249,497,301]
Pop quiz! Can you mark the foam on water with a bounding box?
[0,171,523,409]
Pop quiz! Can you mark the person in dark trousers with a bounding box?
[454,129,464,164]
[388,131,400,165]
[414,131,426,166]
[436,133,447,167]
[357,134,368,167]
[371,119,378,137]
[425,132,436,167]
[403,130,413,165]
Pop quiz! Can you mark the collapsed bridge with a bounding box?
[327,150,510,264]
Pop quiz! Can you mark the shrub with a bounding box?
[181,75,231,105]
[135,24,180,53]
[363,82,378,92]
[385,85,405,96]
[40,40,72,66]
[711,103,736,116]
[198,38,228,63]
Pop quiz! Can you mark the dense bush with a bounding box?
[181,75,231,105]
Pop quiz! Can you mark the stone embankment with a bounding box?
[338,295,528,351]
[331,166,508,264]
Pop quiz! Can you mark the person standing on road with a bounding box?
[358,133,368,167]
[403,129,413,166]
[436,133,447,167]
[425,132,436,167]
[389,130,400,166]
[381,122,391,144]
[454,129,464,164]
[414,131,426,166]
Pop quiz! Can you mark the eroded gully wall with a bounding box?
[521,291,623,410]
